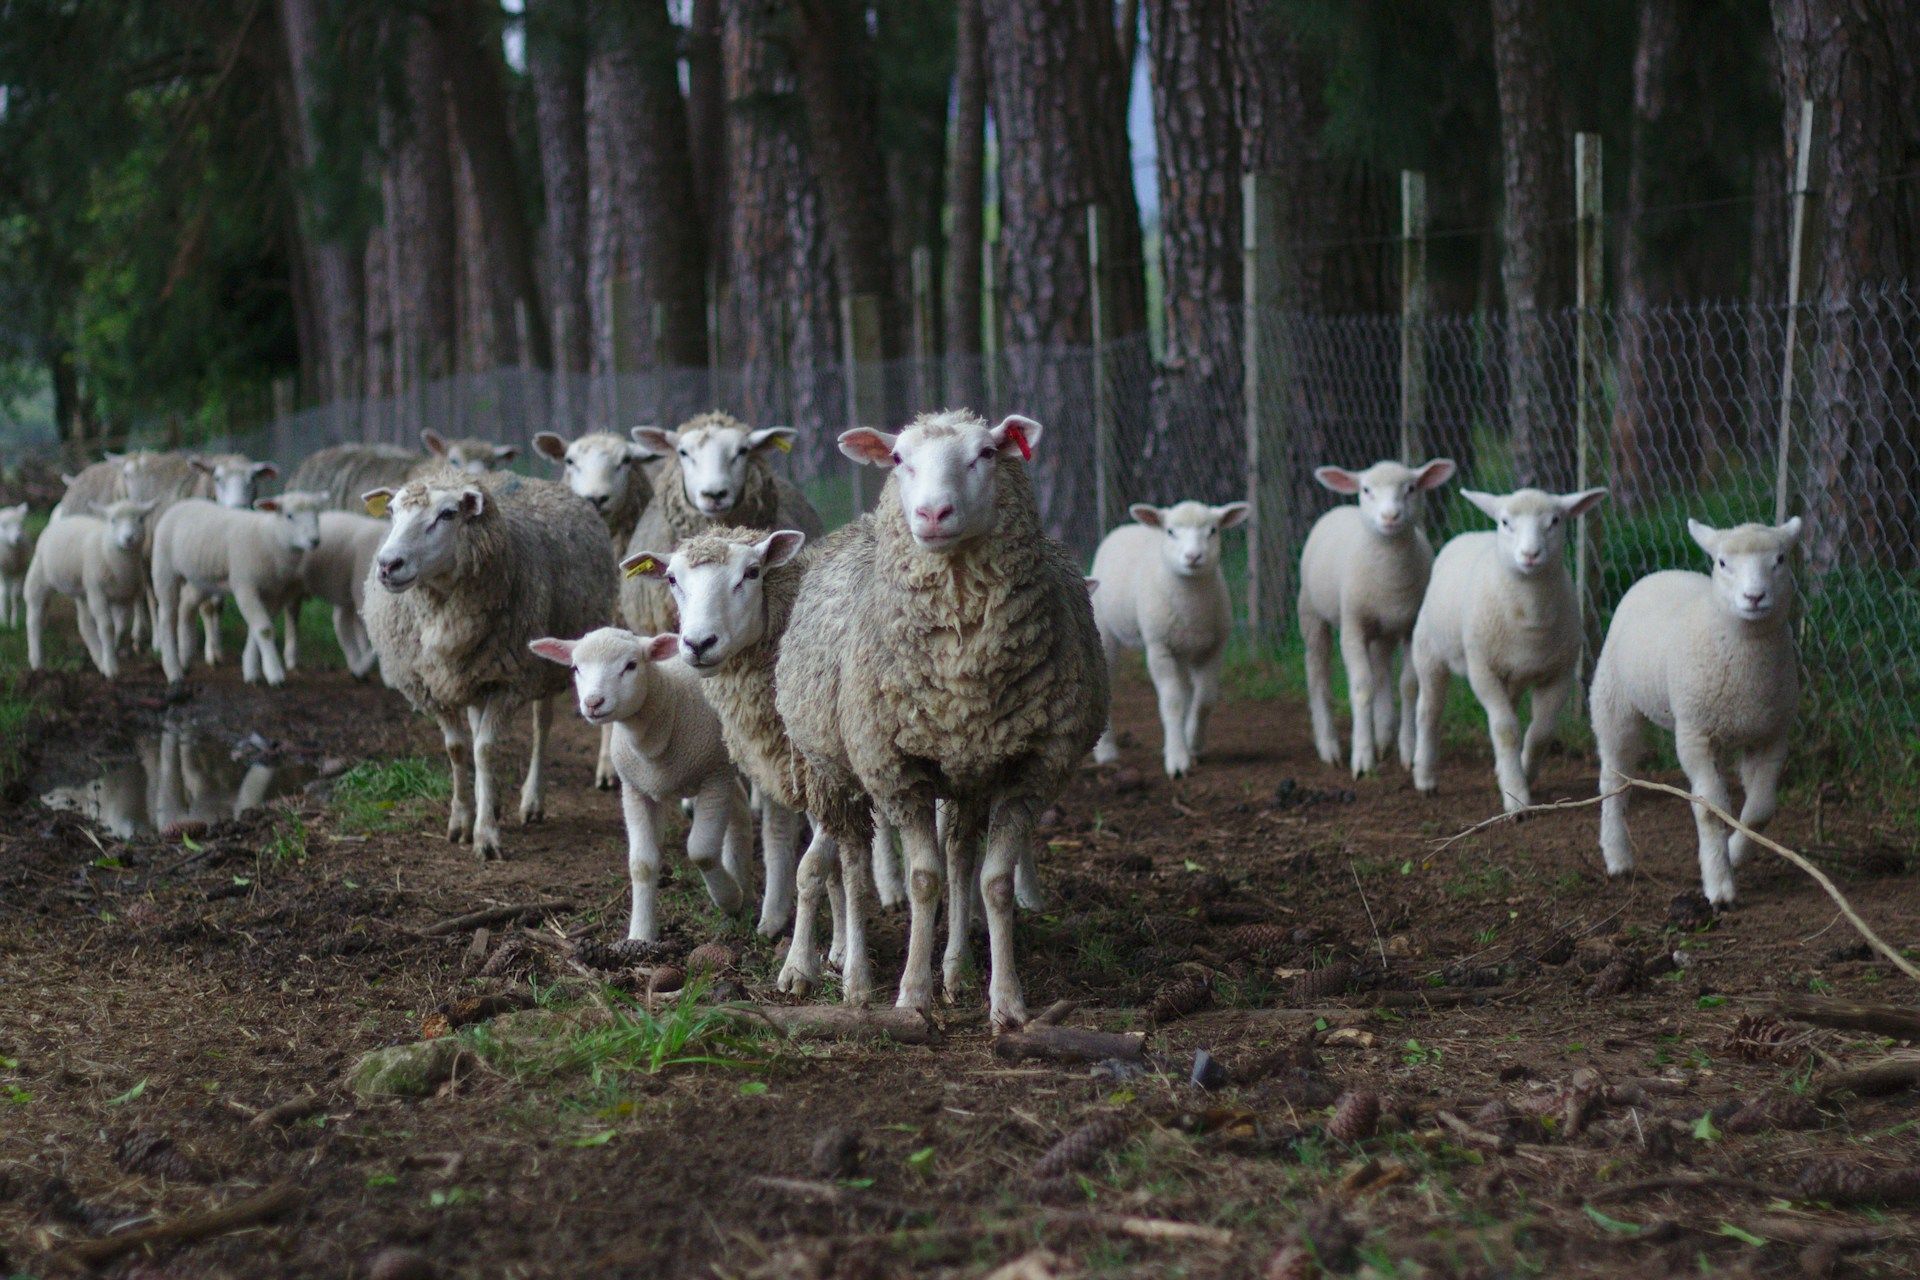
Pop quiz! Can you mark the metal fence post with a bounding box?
[842,292,884,514]
[1242,171,1289,648]
[1775,99,1815,526]
[1398,170,1428,465]
[1087,204,1117,538]
[1574,132,1605,671]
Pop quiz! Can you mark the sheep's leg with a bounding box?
[838,820,877,1005]
[720,777,756,904]
[23,576,46,670]
[437,713,474,845]
[331,606,367,677]
[240,628,260,683]
[684,775,746,916]
[153,572,185,684]
[179,598,202,676]
[1397,649,1420,768]
[620,784,664,942]
[79,586,114,677]
[1185,655,1222,762]
[756,800,799,936]
[231,587,286,686]
[1302,612,1339,765]
[776,827,838,996]
[1730,735,1789,868]
[349,614,378,680]
[199,594,225,667]
[1521,672,1574,785]
[894,806,943,1013]
[981,798,1037,1031]
[943,802,984,1001]
[870,814,905,910]
[467,699,504,859]
[518,696,553,824]
[1594,696,1642,877]
[1411,645,1449,793]
[1367,637,1397,762]
[1675,726,1736,906]
[1466,655,1527,811]
[1092,629,1123,765]
[595,724,618,790]
[826,857,847,967]
[1014,838,1045,911]
[278,599,298,670]
[1339,620,1378,777]
[1146,641,1193,778]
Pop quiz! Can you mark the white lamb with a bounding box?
[1090,500,1249,777]
[0,504,31,626]
[1297,458,1456,776]
[181,454,280,667]
[1590,517,1803,906]
[23,499,156,677]
[1409,487,1608,810]
[288,511,389,679]
[149,494,327,687]
[530,627,754,940]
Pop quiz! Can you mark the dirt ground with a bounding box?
[2,653,1918,1279]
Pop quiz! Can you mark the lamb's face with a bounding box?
[529,627,678,725]
[536,433,653,521]
[1315,458,1456,537]
[840,413,1044,553]
[636,422,793,518]
[1691,517,1801,624]
[1463,487,1607,577]
[204,460,277,509]
[369,483,482,592]
[256,492,325,555]
[97,499,156,552]
[626,530,806,673]
[423,430,516,475]
[0,504,28,549]
[1131,500,1249,578]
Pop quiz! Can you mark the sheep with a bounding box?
[287,432,516,512]
[0,503,32,626]
[1408,487,1608,811]
[178,454,281,667]
[1590,517,1803,907]
[23,499,157,676]
[1090,500,1250,778]
[530,627,755,940]
[53,455,133,519]
[619,413,825,638]
[149,493,327,687]
[788,411,1107,1028]
[1297,458,1457,777]
[362,470,615,859]
[282,511,389,679]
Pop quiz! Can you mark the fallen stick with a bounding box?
[414,900,574,938]
[62,1181,302,1267]
[1813,1052,1920,1100]
[1433,1111,1515,1155]
[1774,994,1920,1041]
[993,1024,1145,1065]
[1047,1211,1234,1247]
[1030,998,1081,1027]
[1587,1172,1786,1204]
[716,1004,940,1046]
[246,1092,324,1129]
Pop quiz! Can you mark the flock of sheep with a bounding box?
[6,411,1806,1027]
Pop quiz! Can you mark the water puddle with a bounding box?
[39,728,316,839]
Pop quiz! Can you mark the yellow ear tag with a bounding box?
[623,555,656,580]
[364,493,390,518]
[773,436,792,453]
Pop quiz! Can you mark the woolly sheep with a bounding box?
[363,471,614,860]
[1298,458,1457,776]
[531,628,756,940]
[24,499,156,677]
[285,511,389,679]
[180,454,281,668]
[1409,487,1608,810]
[618,413,825,638]
[0,503,31,627]
[794,411,1106,1028]
[150,494,326,686]
[54,458,129,518]
[1590,517,1803,906]
[1090,500,1250,778]
[287,432,515,512]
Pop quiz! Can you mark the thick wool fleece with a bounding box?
[288,444,424,513]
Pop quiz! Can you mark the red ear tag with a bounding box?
[1006,423,1032,461]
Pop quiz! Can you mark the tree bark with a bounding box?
[944,0,987,404]
[528,0,593,412]
[1491,0,1575,490]
[686,0,728,291]
[385,11,458,399]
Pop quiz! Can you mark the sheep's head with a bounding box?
[529,627,679,726]
[193,456,279,509]
[115,452,171,504]
[1462,487,1607,577]
[622,529,806,673]
[92,499,157,552]
[1129,500,1249,578]
[423,430,516,475]
[364,481,482,592]
[840,410,1044,553]
[1314,458,1455,537]
[255,491,326,555]
[634,414,793,518]
[533,431,655,521]
[1690,517,1802,624]
[0,503,28,548]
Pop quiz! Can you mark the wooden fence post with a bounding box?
[842,293,885,514]
[1573,132,1604,670]
[1087,204,1117,538]
[1775,98,1815,526]
[1398,170,1428,465]
[1242,171,1289,648]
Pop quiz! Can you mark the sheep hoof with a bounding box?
[989,999,1029,1035]
[895,982,933,1013]
[775,960,816,997]
[1315,743,1339,767]
[519,802,545,825]
[841,966,875,1006]
[594,774,617,792]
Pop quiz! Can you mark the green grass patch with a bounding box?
[330,757,450,834]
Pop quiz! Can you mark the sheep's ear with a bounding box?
[527,637,576,665]
[190,458,215,475]
[643,634,681,663]
[1414,458,1457,490]
[1461,489,1503,521]
[252,462,279,480]
[254,497,281,513]
[631,426,676,455]
[1777,515,1804,545]
[1560,488,1609,519]
[104,451,123,462]
[838,428,898,467]
[132,499,157,514]
[457,487,486,518]
[1129,503,1164,528]
[625,439,660,462]
[532,432,568,462]
[620,550,671,581]
[1084,577,1100,595]
[756,529,807,569]
[1214,501,1251,530]
[362,488,395,518]
[1314,466,1362,495]
[990,414,1044,459]
[491,444,518,463]
[421,429,449,457]
[61,473,77,487]
[746,427,796,456]
[1687,518,1721,556]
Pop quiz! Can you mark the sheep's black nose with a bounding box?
[684,634,718,659]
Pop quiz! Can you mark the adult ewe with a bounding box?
[1591,517,1803,907]
[288,431,517,511]
[1409,487,1607,810]
[362,471,614,859]
[1298,457,1456,776]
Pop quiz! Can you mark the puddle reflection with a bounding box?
[40,728,314,838]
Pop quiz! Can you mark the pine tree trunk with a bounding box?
[385,11,458,403]
[686,0,727,291]
[944,0,987,404]
[528,0,592,417]
[363,220,395,440]
[1491,0,1575,490]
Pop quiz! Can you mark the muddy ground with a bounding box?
[2,650,1918,1279]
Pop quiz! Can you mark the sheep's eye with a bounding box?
[1361,486,1371,495]
[1717,558,1728,570]
[434,509,453,524]
[678,449,689,458]
[889,452,902,466]
[665,574,677,588]
[623,660,637,673]
[1209,527,1218,538]
[979,446,995,460]
[744,565,760,581]
[1547,517,1558,528]
[568,665,577,675]
[1775,554,1785,565]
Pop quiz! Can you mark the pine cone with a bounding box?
[1722,1015,1811,1066]
[1586,958,1639,999]
[1326,1090,1382,1143]
[1137,915,1204,948]
[1667,889,1717,932]
[478,936,553,981]
[1263,1244,1320,1280]
[1723,1093,1822,1134]
[1145,976,1213,1026]
[1441,963,1506,989]
[1795,1159,1920,1206]
[114,1131,202,1181]
[1030,1114,1129,1180]
[420,1012,453,1040]
[1228,923,1293,962]
[1292,962,1356,1001]
[571,937,675,970]
[686,942,739,975]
